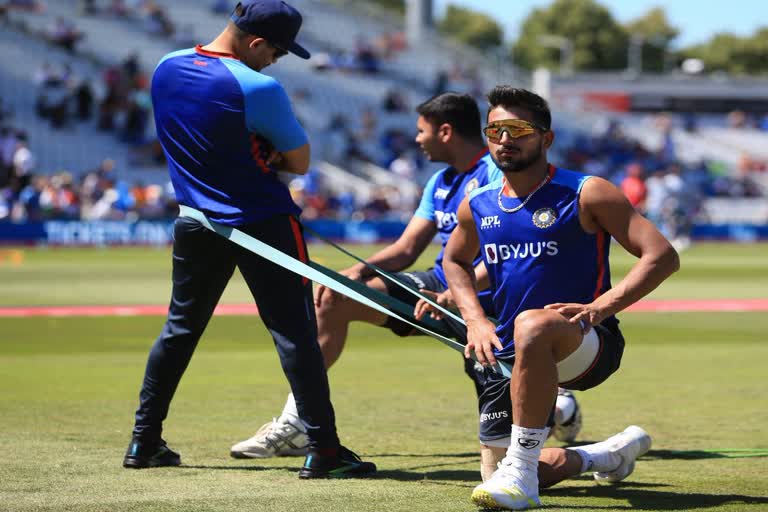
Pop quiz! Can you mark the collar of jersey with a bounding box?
[449,148,489,177]
[195,44,237,60]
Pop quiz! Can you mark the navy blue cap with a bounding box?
[231,0,310,59]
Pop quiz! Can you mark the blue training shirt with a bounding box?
[152,46,308,225]
[468,166,614,359]
[414,151,501,304]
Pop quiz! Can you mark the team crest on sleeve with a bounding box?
[532,208,557,228]
[464,178,480,196]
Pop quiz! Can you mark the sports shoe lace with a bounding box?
[491,455,537,491]
[339,446,363,462]
[262,418,302,444]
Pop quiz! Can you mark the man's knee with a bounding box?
[514,309,584,361]
[513,309,564,352]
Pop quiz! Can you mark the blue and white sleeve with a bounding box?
[414,172,440,221]
[222,60,308,152]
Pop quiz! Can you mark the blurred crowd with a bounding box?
[1,0,766,236]
[0,120,177,222]
[561,116,767,247]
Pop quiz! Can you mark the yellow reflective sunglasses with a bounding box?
[483,119,546,141]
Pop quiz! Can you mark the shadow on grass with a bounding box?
[179,465,298,472]
[645,449,768,460]
[374,468,476,485]
[178,465,478,486]
[544,482,768,510]
[368,452,478,458]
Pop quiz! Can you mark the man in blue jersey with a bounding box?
[232,92,584,464]
[444,86,680,510]
[122,0,375,479]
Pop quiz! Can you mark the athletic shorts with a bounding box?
[476,318,625,443]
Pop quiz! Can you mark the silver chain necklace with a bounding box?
[497,172,552,214]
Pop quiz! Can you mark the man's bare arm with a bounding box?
[444,198,502,365]
[315,216,437,306]
[547,177,680,327]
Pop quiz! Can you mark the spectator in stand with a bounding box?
[44,81,72,129]
[79,0,98,15]
[6,0,45,12]
[33,62,60,87]
[15,175,45,221]
[40,172,79,219]
[432,70,450,96]
[108,0,132,18]
[382,88,408,113]
[0,127,17,187]
[620,162,647,212]
[137,184,167,218]
[12,132,35,185]
[47,17,84,52]
[353,37,380,73]
[74,79,94,121]
[144,2,175,38]
[97,88,121,131]
[388,150,417,181]
[361,188,391,219]
[727,110,748,129]
[121,98,149,145]
[759,113,768,132]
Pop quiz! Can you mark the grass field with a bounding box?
[1,242,768,511]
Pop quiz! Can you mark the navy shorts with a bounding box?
[476,318,625,443]
[382,270,452,337]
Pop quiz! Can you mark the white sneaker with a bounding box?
[552,389,582,443]
[593,425,652,484]
[471,458,540,510]
[230,417,309,459]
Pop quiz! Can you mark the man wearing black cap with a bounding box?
[122,0,376,479]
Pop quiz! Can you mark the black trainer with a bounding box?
[123,438,181,469]
[298,445,377,479]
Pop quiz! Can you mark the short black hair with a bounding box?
[486,86,551,130]
[416,92,482,140]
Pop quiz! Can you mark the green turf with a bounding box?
[1,243,767,511]
[1,242,767,306]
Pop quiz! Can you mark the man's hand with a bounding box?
[465,318,503,366]
[315,267,363,308]
[544,302,605,334]
[414,289,456,321]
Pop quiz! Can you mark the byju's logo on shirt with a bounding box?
[480,215,501,230]
[484,241,559,264]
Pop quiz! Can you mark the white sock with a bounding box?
[568,442,621,473]
[505,425,550,471]
[278,393,305,432]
